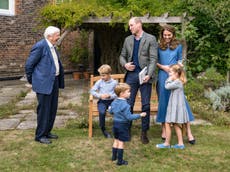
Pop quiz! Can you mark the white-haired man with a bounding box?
[25,26,65,144]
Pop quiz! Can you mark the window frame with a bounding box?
[55,0,72,5]
[0,0,15,16]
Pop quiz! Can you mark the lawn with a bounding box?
[0,120,229,172]
[0,80,229,172]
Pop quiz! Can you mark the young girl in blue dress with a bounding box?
[156,64,191,149]
[109,83,146,165]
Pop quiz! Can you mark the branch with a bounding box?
[56,28,71,46]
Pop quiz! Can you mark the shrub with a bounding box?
[184,78,204,101]
[204,85,230,112]
[197,67,225,90]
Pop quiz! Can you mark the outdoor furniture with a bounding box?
[88,74,158,137]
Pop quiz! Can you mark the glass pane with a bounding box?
[56,0,63,4]
[56,0,71,4]
[0,0,9,10]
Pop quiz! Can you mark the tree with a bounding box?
[177,0,230,76]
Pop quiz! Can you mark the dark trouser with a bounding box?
[125,72,152,132]
[35,77,59,140]
[97,99,113,131]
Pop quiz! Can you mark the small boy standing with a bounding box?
[90,64,118,138]
[109,83,146,166]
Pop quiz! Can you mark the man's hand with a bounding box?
[125,62,135,71]
[143,75,150,83]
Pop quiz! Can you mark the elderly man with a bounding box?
[25,26,65,144]
[120,17,158,144]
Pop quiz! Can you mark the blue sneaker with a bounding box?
[171,144,185,149]
[156,143,170,148]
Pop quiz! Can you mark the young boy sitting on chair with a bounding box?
[90,64,118,138]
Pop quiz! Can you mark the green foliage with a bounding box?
[197,67,225,90]
[204,85,230,112]
[190,100,230,126]
[40,0,230,77]
[178,0,230,75]
[184,78,204,101]
[39,0,182,29]
[70,30,89,66]
[185,67,225,101]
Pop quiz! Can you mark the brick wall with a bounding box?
[0,0,49,79]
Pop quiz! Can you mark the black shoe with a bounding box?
[188,139,196,145]
[35,137,52,144]
[47,133,58,139]
[103,131,112,138]
[117,160,128,166]
[141,131,149,144]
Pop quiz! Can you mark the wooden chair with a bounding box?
[88,74,158,137]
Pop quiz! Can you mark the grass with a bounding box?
[0,82,229,171]
[0,90,29,119]
[0,122,229,172]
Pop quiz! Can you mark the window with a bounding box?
[0,0,15,16]
[55,0,72,4]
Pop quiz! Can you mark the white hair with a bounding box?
[43,26,60,39]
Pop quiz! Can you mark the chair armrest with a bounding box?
[89,95,93,102]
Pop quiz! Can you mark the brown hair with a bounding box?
[98,64,112,74]
[159,24,180,50]
[114,83,130,96]
[170,64,187,84]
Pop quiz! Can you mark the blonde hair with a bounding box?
[114,83,130,97]
[170,64,187,84]
[98,64,112,74]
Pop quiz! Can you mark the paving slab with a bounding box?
[0,119,21,130]
[0,75,212,132]
[17,120,37,130]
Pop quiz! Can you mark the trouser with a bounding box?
[125,72,152,131]
[35,77,59,140]
[97,99,113,131]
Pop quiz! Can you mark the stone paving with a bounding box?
[0,75,212,131]
[0,75,89,131]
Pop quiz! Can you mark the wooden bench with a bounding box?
[88,74,158,137]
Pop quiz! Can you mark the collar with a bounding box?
[135,31,144,40]
[117,98,126,100]
[45,39,54,48]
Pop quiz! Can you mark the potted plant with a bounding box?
[70,30,89,80]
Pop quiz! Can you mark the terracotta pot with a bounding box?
[72,72,81,80]
[83,72,90,80]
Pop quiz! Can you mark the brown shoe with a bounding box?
[141,131,149,144]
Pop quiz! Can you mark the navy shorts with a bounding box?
[113,122,130,142]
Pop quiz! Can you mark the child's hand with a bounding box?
[140,112,146,117]
[100,94,111,99]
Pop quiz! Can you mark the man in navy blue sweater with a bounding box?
[119,17,158,144]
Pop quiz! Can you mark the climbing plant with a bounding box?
[39,0,182,29]
[39,0,229,76]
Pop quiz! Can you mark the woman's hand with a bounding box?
[157,63,170,73]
